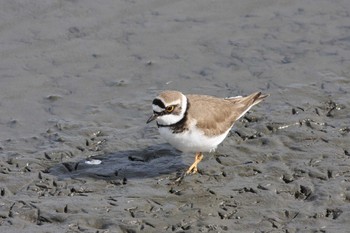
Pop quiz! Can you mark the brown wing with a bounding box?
[187,92,267,136]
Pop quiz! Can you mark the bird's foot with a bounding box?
[185,152,203,174]
[171,152,204,185]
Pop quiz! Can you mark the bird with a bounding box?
[147,90,268,176]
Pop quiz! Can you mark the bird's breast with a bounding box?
[158,124,231,153]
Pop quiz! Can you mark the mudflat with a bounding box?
[0,0,349,232]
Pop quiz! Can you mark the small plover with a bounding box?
[147,90,268,176]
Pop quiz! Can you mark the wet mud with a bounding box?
[1,0,350,232]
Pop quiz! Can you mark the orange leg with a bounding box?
[186,152,203,174]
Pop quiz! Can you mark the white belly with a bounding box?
[158,125,231,153]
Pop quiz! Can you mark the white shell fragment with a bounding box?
[85,159,102,165]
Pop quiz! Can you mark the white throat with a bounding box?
[156,94,187,126]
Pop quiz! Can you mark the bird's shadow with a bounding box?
[48,143,186,180]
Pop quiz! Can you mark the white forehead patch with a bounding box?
[152,104,164,113]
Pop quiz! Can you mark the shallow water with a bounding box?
[0,0,350,232]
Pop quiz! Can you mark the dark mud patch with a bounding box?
[48,144,184,180]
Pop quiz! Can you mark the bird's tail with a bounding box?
[226,91,269,121]
[226,92,268,106]
[251,92,269,106]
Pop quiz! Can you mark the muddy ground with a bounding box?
[0,0,350,232]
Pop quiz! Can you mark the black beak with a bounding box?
[146,114,158,124]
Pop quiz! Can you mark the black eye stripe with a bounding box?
[152,98,165,109]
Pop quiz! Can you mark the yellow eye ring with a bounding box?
[166,105,175,113]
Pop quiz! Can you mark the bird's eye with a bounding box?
[166,105,175,113]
